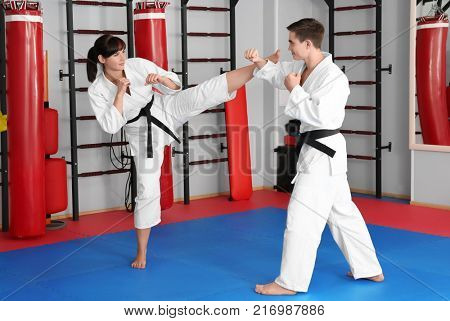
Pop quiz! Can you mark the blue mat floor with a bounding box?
[0,207,449,300]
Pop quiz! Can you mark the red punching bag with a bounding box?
[134,1,174,210]
[446,84,450,121]
[224,86,253,200]
[5,2,46,237]
[416,16,450,145]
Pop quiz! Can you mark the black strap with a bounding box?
[149,115,181,145]
[296,129,340,158]
[126,96,180,158]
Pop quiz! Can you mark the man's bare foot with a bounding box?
[131,251,146,269]
[255,282,296,295]
[347,271,384,282]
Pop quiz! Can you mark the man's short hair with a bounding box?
[287,18,325,49]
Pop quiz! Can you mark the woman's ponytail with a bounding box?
[87,46,98,83]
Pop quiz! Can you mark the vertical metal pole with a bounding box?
[126,0,137,210]
[0,6,9,232]
[66,0,80,220]
[328,0,334,56]
[126,0,134,58]
[130,158,137,211]
[181,0,190,204]
[375,0,382,198]
[230,0,238,70]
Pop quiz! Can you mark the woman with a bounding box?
[87,35,258,269]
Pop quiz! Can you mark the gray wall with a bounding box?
[412,150,450,207]
[262,0,412,198]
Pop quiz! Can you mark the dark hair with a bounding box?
[87,35,126,82]
[287,18,325,49]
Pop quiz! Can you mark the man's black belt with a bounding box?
[126,96,181,158]
[296,129,340,158]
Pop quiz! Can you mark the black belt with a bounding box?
[126,96,181,158]
[296,129,340,158]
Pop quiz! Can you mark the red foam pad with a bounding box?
[45,158,68,214]
[160,146,174,210]
[44,108,58,155]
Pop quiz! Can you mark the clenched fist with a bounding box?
[284,73,301,92]
[244,48,265,64]
[145,73,164,85]
[116,77,130,95]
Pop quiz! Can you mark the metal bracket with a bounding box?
[59,69,70,81]
[171,68,184,76]
[219,67,229,74]
[380,64,392,74]
[121,154,133,160]
[220,143,227,153]
[172,146,187,157]
[379,142,392,152]
[341,65,346,74]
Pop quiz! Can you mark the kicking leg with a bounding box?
[226,50,280,93]
[225,64,256,93]
[163,64,256,129]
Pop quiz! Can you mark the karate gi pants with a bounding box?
[275,160,383,292]
[125,73,235,229]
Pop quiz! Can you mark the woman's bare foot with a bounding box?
[131,250,146,269]
[131,228,151,269]
[255,282,296,295]
[347,271,384,282]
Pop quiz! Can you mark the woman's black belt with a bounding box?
[126,96,181,158]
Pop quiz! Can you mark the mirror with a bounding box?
[410,0,450,151]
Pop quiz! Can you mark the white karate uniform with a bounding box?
[88,58,236,229]
[254,53,382,292]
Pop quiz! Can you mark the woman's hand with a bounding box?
[145,73,162,85]
[116,77,130,95]
[146,73,180,90]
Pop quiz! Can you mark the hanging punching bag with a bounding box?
[134,1,174,210]
[416,16,450,145]
[5,1,46,237]
[224,86,253,200]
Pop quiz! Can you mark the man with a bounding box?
[245,18,384,295]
